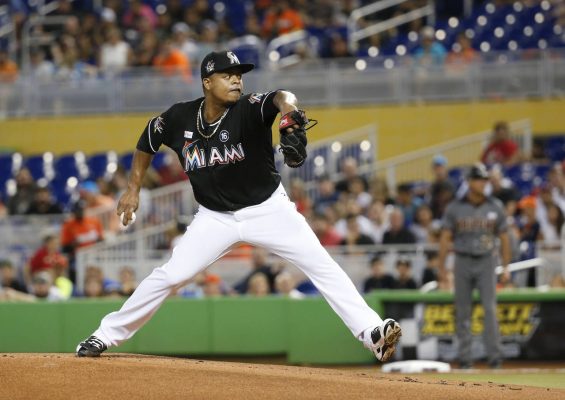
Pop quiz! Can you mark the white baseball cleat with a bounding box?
[365,319,402,362]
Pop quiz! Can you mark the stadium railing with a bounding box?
[347,0,435,53]
[86,179,196,233]
[2,49,565,117]
[365,119,532,190]
[75,233,562,295]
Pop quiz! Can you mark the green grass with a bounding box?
[418,372,565,389]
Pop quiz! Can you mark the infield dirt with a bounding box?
[1,353,563,400]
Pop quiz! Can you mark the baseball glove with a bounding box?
[278,109,317,168]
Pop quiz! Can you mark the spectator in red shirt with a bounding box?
[311,212,342,247]
[481,121,521,167]
[27,235,66,279]
[122,0,158,30]
[289,178,312,217]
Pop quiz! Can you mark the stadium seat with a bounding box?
[0,153,20,182]
[88,151,118,180]
[448,167,464,186]
[54,153,80,181]
[545,136,565,161]
[151,151,168,170]
[50,178,73,207]
[23,153,55,181]
[534,163,551,181]
[515,179,534,197]
[120,152,134,170]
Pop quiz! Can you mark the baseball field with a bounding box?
[1,354,564,400]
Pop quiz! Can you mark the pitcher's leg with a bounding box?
[454,259,474,366]
[93,210,239,347]
[241,202,382,338]
[477,259,501,365]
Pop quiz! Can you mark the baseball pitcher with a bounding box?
[76,50,401,362]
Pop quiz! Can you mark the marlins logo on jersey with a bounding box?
[182,140,246,171]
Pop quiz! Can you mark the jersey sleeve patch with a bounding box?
[248,93,264,104]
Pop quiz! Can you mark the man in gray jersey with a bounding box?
[439,162,511,369]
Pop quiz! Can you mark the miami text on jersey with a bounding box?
[182,140,246,171]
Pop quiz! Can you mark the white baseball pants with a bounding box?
[94,184,383,347]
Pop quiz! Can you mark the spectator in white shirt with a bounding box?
[99,27,132,73]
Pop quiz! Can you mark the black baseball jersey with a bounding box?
[137,91,282,211]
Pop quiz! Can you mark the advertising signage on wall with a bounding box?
[420,303,540,339]
[384,300,565,361]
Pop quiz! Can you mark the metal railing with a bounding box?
[86,179,195,234]
[283,124,378,198]
[75,230,439,294]
[348,0,435,53]
[75,231,561,295]
[78,118,532,236]
[367,119,532,190]
[2,49,564,117]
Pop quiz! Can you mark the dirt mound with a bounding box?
[1,354,563,400]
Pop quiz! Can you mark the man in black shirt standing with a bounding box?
[76,50,401,362]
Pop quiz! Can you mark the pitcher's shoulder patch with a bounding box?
[248,93,264,104]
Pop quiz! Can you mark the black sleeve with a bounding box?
[136,105,176,154]
[242,90,280,128]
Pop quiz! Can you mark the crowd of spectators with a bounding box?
[2,119,565,302]
[1,0,559,84]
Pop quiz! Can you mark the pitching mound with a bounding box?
[1,354,563,400]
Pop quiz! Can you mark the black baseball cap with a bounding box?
[200,50,254,79]
[467,162,489,180]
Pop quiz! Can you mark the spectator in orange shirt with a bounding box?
[153,39,192,81]
[262,1,304,40]
[447,33,478,69]
[0,50,18,83]
[60,200,104,283]
[79,180,120,232]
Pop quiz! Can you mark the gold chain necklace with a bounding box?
[196,100,230,139]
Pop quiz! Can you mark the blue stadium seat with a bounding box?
[222,0,248,36]
[54,153,81,181]
[151,151,168,170]
[50,178,72,206]
[88,152,110,180]
[534,163,551,181]
[545,136,565,161]
[88,151,118,180]
[505,163,536,183]
[23,154,48,181]
[448,167,464,186]
[0,153,16,181]
[515,179,534,197]
[120,152,134,170]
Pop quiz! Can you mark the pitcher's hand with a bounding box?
[117,189,139,226]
